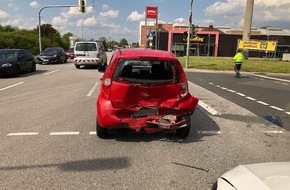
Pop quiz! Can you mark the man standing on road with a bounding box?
[233,49,244,78]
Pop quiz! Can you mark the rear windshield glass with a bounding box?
[113,59,177,83]
[75,43,97,51]
[0,50,18,59]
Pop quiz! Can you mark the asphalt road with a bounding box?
[0,60,289,190]
[186,70,290,131]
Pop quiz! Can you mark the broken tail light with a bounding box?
[180,81,188,98]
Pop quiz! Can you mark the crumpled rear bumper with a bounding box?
[96,93,198,131]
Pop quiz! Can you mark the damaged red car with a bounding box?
[96,48,198,138]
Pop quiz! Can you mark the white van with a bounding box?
[74,41,107,69]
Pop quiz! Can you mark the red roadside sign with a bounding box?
[146,6,158,19]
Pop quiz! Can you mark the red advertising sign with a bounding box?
[146,6,158,19]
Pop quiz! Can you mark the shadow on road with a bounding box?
[0,157,131,172]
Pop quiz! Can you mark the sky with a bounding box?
[0,0,290,44]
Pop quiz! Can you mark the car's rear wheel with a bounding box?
[75,65,80,69]
[14,65,21,77]
[96,119,108,139]
[176,115,191,138]
[57,57,61,64]
[30,62,36,72]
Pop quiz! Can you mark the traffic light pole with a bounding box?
[38,5,76,53]
[185,0,193,69]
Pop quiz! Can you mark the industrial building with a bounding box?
[139,21,290,58]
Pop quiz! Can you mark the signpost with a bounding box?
[238,39,277,52]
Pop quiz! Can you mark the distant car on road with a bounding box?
[0,49,36,77]
[74,41,107,69]
[66,48,75,59]
[37,47,67,64]
[96,48,199,138]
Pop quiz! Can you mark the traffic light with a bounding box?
[78,0,86,13]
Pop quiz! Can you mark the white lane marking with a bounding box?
[209,82,214,85]
[89,131,97,135]
[44,69,60,75]
[87,82,99,97]
[7,132,39,136]
[49,132,80,135]
[197,131,222,135]
[263,130,284,134]
[221,87,228,90]
[270,106,284,111]
[286,112,290,115]
[227,89,236,93]
[253,74,290,83]
[0,82,24,91]
[257,101,269,106]
[198,100,220,116]
[246,96,256,101]
[236,92,246,96]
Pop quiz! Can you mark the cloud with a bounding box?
[127,11,144,21]
[51,16,68,27]
[0,10,10,19]
[99,10,119,18]
[102,4,110,10]
[174,18,185,23]
[204,0,290,28]
[29,1,39,8]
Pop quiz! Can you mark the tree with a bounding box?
[119,38,128,47]
[62,32,73,50]
[0,25,17,32]
[98,37,108,48]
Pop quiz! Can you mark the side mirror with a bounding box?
[98,64,107,73]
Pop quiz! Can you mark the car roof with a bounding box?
[114,48,178,60]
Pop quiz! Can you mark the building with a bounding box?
[139,21,290,58]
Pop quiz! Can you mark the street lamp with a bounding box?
[185,0,194,69]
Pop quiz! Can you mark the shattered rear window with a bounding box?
[113,59,176,83]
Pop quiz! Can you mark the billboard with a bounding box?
[238,40,277,52]
[146,6,158,19]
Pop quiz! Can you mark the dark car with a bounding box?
[96,48,199,138]
[0,49,36,77]
[37,47,67,64]
[66,48,75,59]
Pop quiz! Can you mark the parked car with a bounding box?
[66,48,75,59]
[96,48,199,138]
[212,162,290,190]
[0,49,36,77]
[37,47,67,64]
[74,41,107,69]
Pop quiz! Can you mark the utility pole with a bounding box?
[185,0,193,69]
[242,0,254,59]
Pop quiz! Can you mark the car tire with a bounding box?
[30,62,36,72]
[75,65,80,69]
[57,57,61,64]
[176,115,191,138]
[96,119,108,139]
[14,65,21,77]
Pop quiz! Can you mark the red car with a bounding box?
[96,48,198,138]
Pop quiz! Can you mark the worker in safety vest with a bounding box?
[233,49,244,78]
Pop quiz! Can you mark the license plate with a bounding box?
[132,108,158,118]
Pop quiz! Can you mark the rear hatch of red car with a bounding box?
[110,59,184,108]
